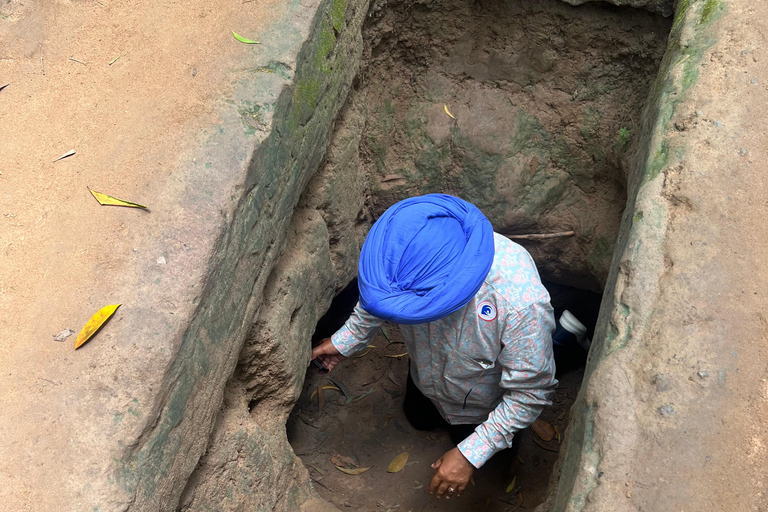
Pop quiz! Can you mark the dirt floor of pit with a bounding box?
[289,322,586,512]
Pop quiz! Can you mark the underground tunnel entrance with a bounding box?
[288,278,601,511]
[287,0,671,509]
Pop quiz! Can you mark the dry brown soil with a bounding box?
[290,324,583,512]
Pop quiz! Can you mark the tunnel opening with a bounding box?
[290,278,601,511]
[284,0,671,509]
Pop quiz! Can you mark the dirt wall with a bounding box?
[335,0,671,292]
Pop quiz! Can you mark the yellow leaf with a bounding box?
[310,389,318,401]
[554,424,561,443]
[532,418,555,442]
[89,188,147,208]
[331,454,357,467]
[74,304,121,349]
[335,466,371,475]
[384,352,408,358]
[387,451,409,473]
[505,475,517,493]
[517,453,525,465]
[443,104,456,119]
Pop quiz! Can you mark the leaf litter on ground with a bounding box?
[335,466,371,475]
[0,83,9,92]
[232,31,260,44]
[89,188,147,209]
[327,378,349,398]
[384,352,408,358]
[387,452,409,473]
[505,475,517,493]
[532,418,555,442]
[53,328,75,342]
[331,454,357,467]
[53,149,76,162]
[74,304,121,349]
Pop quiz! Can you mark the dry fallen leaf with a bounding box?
[517,453,525,465]
[53,328,75,342]
[335,466,371,475]
[443,104,456,119]
[331,454,357,467]
[354,344,375,358]
[532,418,555,442]
[387,452,409,473]
[0,83,9,92]
[74,304,121,349]
[89,188,147,209]
[556,410,567,421]
[554,424,561,443]
[505,475,517,493]
[380,324,392,341]
[53,149,76,162]
[322,385,341,393]
[384,352,408,358]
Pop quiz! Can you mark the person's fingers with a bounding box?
[431,456,443,469]
[455,484,467,497]
[429,471,442,495]
[436,480,453,499]
[312,338,341,359]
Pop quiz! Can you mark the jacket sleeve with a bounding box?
[457,302,558,468]
[330,301,385,356]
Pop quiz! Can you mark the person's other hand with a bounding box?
[311,337,346,373]
[429,447,474,499]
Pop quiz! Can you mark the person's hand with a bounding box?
[311,337,346,373]
[429,447,474,499]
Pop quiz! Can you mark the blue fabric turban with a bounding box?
[358,194,495,324]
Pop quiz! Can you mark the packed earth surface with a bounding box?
[2,0,768,511]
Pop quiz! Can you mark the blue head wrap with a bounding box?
[358,194,495,324]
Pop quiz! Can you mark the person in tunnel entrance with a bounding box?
[311,193,557,500]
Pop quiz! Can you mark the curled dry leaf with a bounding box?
[505,475,517,494]
[53,328,75,342]
[89,188,147,209]
[74,304,121,349]
[384,352,408,358]
[554,424,561,443]
[328,378,349,398]
[387,451,409,473]
[532,418,555,442]
[335,466,371,475]
[331,454,357,467]
[53,149,76,162]
[443,104,456,119]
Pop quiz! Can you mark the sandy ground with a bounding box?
[290,324,584,512]
[0,0,284,508]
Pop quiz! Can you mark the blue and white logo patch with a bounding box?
[477,301,497,321]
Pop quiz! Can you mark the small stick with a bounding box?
[506,230,575,240]
[69,57,87,66]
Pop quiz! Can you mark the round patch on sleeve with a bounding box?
[477,301,497,321]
